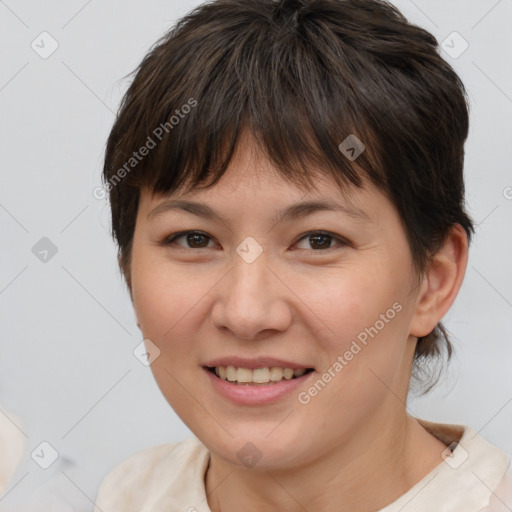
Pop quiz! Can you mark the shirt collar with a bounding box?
[150,419,510,512]
[379,418,510,511]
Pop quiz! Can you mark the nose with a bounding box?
[210,252,293,340]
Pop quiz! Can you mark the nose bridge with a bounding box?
[228,242,272,313]
[210,239,292,339]
[230,234,270,294]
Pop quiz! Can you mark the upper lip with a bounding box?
[203,357,313,370]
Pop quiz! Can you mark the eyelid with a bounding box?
[293,230,348,250]
[161,230,217,248]
[161,230,349,251]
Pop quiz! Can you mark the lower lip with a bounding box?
[203,367,314,405]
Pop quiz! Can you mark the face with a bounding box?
[129,132,423,470]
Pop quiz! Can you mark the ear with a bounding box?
[409,224,469,338]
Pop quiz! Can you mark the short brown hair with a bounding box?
[102,0,475,393]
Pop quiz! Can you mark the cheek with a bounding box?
[130,252,229,391]
[131,247,209,338]
[130,253,212,411]
[298,262,404,344]
[296,262,413,394]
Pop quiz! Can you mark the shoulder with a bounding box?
[480,459,512,511]
[0,407,26,495]
[94,437,209,512]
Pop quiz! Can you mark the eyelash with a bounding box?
[160,230,348,252]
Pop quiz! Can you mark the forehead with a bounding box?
[139,173,393,239]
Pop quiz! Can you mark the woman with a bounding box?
[94,0,512,510]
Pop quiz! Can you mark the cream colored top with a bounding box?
[0,408,26,496]
[94,418,512,512]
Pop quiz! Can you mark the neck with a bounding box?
[205,412,447,512]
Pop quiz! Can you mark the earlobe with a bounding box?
[409,224,469,338]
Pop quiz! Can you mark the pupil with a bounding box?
[310,234,331,250]
[188,233,208,248]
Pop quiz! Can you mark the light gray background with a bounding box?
[1,0,511,509]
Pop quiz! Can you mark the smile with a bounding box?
[203,365,315,405]
[207,366,314,385]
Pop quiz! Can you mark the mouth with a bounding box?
[204,365,315,386]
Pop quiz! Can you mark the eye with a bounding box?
[294,231,347,251]
[161,230,216,249]
[160,230,348,251]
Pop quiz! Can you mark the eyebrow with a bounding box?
[147,198,371,224]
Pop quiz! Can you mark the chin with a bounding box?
[198,424,310,470]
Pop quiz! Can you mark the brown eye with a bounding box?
[162,231,215,249]
[294,231,347,251]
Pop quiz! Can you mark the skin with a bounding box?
[127,130,468,512]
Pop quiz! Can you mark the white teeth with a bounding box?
[269,367,284,382]
[212,366,310,384]
[236,367,252,383]
[226,365,237,382]
[283,368,294,380]
[252,367,270,383]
